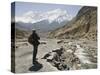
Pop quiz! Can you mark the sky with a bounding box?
[13,2,82,18]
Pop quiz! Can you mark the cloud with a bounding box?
[15,9,72,23]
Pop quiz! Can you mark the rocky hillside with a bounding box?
[49,6,97,40]
[15,28,29,39]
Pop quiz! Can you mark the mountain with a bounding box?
[15,19,68,32]
[49,6,97,40]
[15,9,72,32]
[15,22,32,31]
[16,9,72,24]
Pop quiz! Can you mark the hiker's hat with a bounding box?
[32,29,36,31]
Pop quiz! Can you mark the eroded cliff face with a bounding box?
[49,6,97,40]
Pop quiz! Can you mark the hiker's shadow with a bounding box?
[29,61,43,71]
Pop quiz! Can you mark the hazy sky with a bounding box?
[14,2,82,17]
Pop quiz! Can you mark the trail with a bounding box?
[15,39,59,73]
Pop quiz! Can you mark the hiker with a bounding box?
[28,29,40,64]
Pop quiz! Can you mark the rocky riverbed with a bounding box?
[13,38,97,73]
[43,39,97,70]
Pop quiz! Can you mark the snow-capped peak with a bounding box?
[15,9,72,24]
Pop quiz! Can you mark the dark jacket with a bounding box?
[28,32,40,46]
[32,32,40,46]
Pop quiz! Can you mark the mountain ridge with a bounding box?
[16,9,72,24]
[49,6,97,40]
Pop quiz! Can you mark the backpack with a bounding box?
[28,34,33,45]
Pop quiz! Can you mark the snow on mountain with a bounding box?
[15,9,72,24]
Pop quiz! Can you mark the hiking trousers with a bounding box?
[32,45,38,64]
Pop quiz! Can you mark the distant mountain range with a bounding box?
[15,9,72,32]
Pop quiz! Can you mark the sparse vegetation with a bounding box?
[49,6,97,41]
